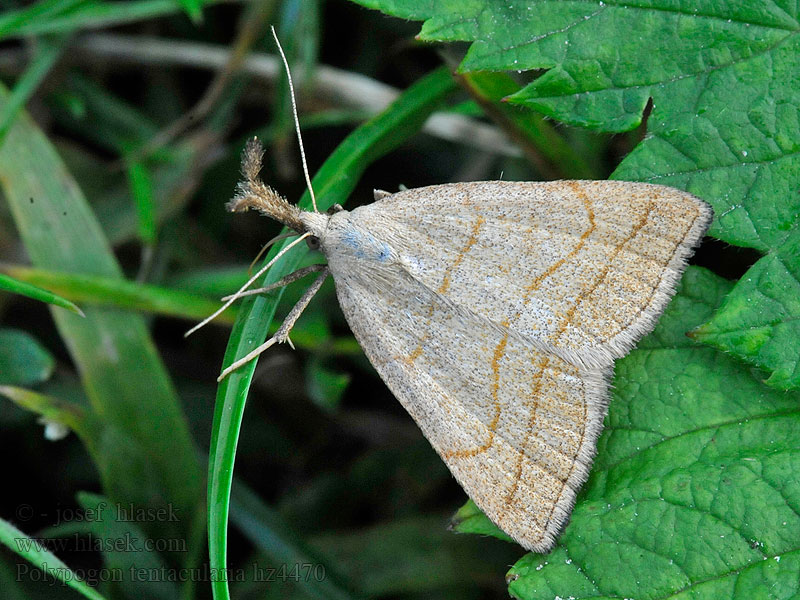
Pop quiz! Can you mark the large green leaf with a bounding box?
[691,230,800,389]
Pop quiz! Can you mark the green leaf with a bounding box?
[175,0,204,23]
[0,384,89,441]
[0,517,108,600]
[0,0,85,40]
[124,155,157,245]
[350,1,799,247]
[348,0,800,441]
[0,264,358,354]
[499,266,800,599]
[166,265,251,297]
[0,0,227,39]
[305,356,350,413]
[449,499,512,544]
[0,272,84,316]
[0,82,204,561]
[692,231,800,390]
[0,329,55,386]
[208,65,457,600]
[0,34,69,141]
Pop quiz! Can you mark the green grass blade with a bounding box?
[0,34,69,141]
[175,0,204,23]
[0,384,90,442]
[1,264,362,353]
[1,264,235,324]
[76,492,180,600]
[0,82,204,565]
[207,65,456,600]
[0,0,86,39]
[0,518,108,600]
[229,483,355,600]
[0,0,230,38]
[124,155,157,245]
[0,271,84,316]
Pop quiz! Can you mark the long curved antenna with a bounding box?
[271,25,318,213]
[248,231,298,275]
[185,232,311,337]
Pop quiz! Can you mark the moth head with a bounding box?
[299,210,330,244]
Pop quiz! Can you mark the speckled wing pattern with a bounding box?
[326,181,712,552]
[353,181,712,367]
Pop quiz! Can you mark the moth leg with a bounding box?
[185,232,311,337]
[222,264,327,301]
[217,266,331,381]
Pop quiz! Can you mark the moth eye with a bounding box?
[306,235,321,250]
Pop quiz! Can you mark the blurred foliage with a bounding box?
[0,1,795,600]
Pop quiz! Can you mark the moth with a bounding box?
[219,142,711,551]
[190,29,712,552]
